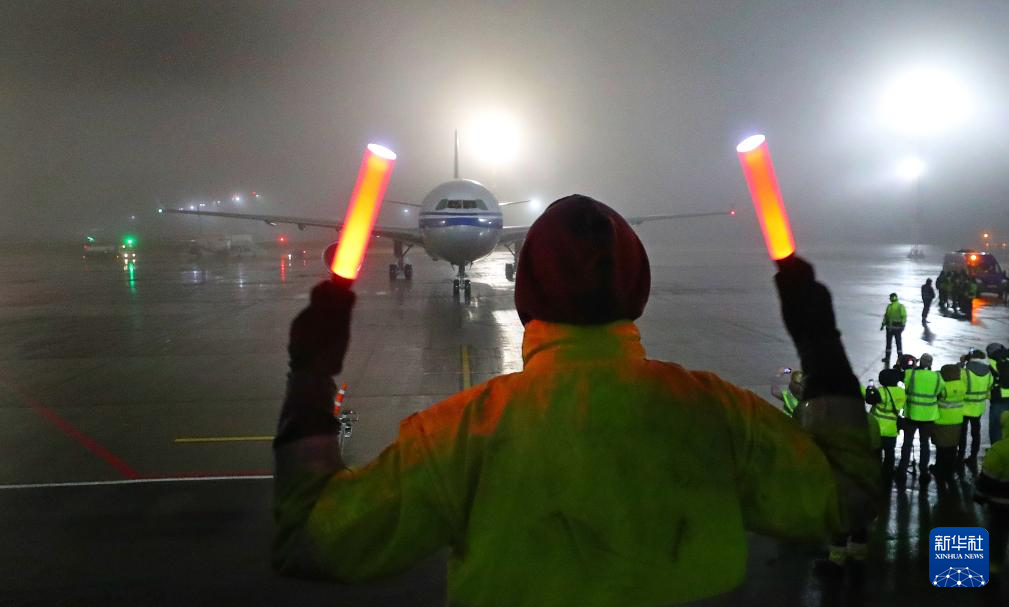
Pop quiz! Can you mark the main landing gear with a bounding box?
[388,240,413,281]
[502,241,521,283]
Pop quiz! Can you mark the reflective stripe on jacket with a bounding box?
[963,367,994,418]
[863,385,904,438]
[273,321,878,606]
[903,369,943,422]
[936,376,966,426]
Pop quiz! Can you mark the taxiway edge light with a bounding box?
[736,134,796,261]
[330,144,397,280]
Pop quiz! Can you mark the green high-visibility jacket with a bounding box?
[990,359,1008,399]
[903,369,944,422]
[936,372,966,427]
[782,388,800,417]
[862,385,904,438]
[273,321,879,607]
[967,281,978,297]
[882,302,906,329]
[963,364,994,418]
[976,412,1009,507]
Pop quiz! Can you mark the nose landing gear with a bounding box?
[453,265,472,302]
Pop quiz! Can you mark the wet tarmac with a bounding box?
[1,239,1007,605]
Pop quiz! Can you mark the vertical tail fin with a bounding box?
[454,129,460,179]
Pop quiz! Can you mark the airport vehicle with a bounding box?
[82,235,117,257]
[942,250,1007,297]
[117,235,139,265]
[186,234,256,259]
[164,138,733,299]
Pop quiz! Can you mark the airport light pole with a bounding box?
[897,156,926,258]
[881,67,970,259]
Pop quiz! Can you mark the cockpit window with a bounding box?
[435,199,488,210]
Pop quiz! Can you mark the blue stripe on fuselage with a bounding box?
[419,216,503,229]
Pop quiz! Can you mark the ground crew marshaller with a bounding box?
[932,364,966,487]
[965,278,978,321]
[898,353,944,484]
[920,278,935,324]
[961,349,995,467]
[974,411,1009,574]
[880,293,906,368]
[937,271,950,313]
[271,195,880,606]
[949,272,962,315]
[864,368,905,480]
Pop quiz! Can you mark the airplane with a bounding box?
[162,135,734,300]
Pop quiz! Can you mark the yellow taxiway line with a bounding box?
[461,344,472,390]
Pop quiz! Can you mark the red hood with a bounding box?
[515,195,650,325]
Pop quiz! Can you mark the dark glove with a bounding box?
[774,255,860,401]
[288,279,356,375]
[274,279,356,447]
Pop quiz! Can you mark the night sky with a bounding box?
[4,1,1008,247]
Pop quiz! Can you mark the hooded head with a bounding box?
[987,343,1006,359]
[879,368,902,387]
[788,370,806,398]
[889,293,898,302]
[940,364,961,382]
[515,195,650,325]
[925,278,932,285]
[919,353,933,369]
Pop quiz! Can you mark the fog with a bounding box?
[3,1,1008,249]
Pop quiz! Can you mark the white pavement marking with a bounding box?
[0,475,273,490]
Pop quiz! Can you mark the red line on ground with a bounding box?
[0,376,142,480]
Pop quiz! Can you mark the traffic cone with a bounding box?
[333,383,347,417]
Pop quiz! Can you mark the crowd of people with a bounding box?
[778,341,1009,575]
[936,269,981,320]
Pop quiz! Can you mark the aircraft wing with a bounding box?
[161,208,423,245]
[498,226,531,245]
[623,209,736,225]
[497,208,734,246]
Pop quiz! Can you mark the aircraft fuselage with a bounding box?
[415,179,503,267]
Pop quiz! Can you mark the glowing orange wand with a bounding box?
[330,144,398,280]
[736,134,796,261]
